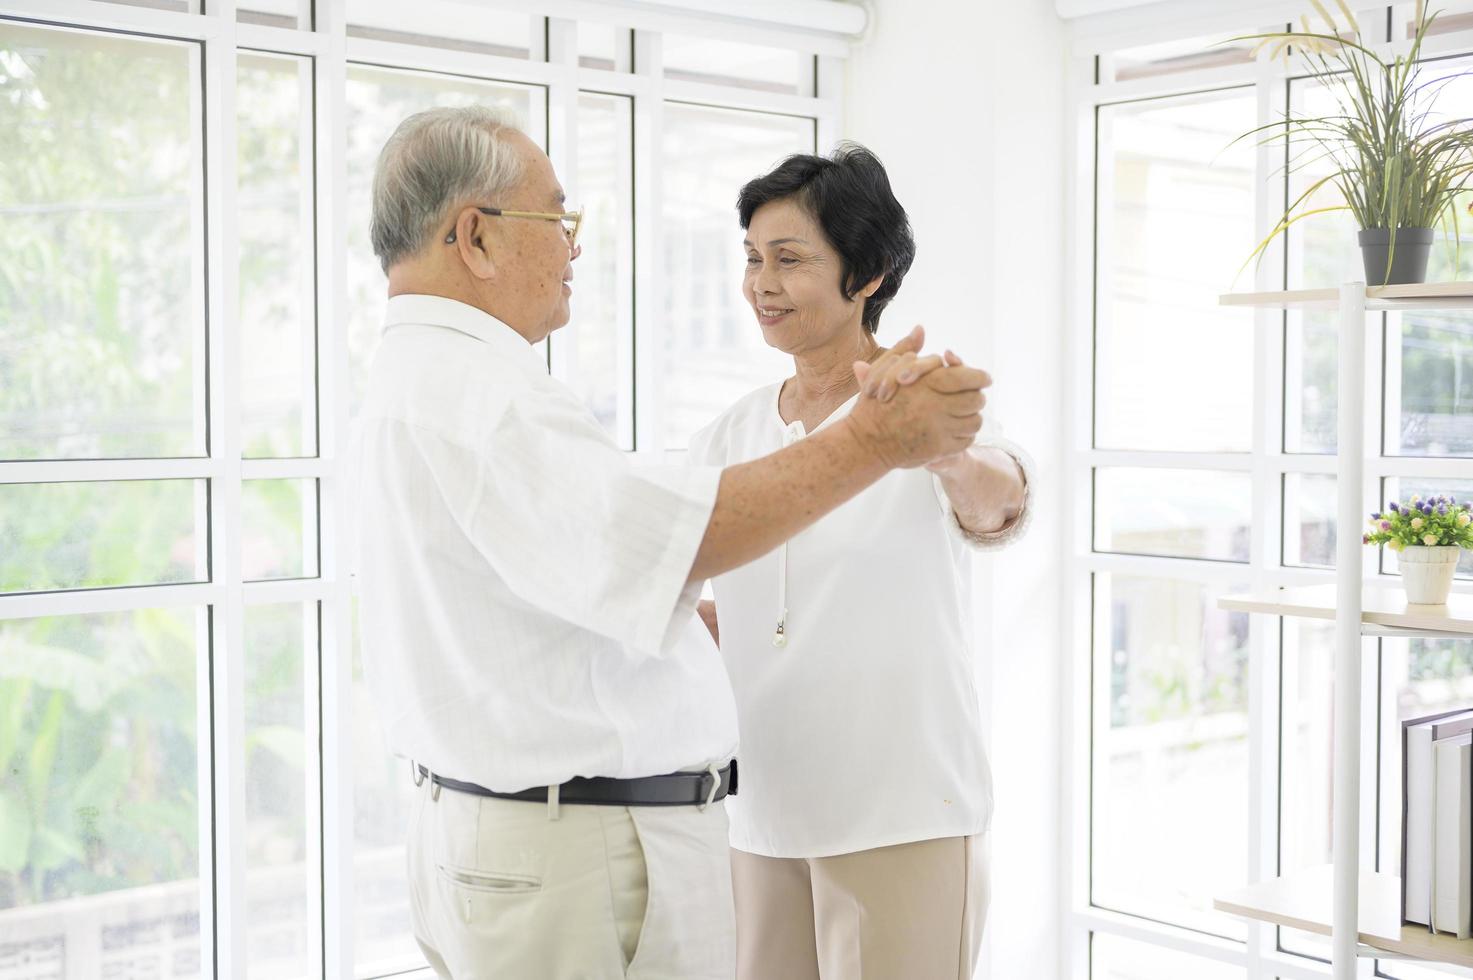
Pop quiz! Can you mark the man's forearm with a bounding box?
[688,420,889,582]
[935,447,1026,535]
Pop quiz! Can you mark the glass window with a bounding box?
[563,92,634,447]
[0,480,207,594]
[1091,931,1246,978]
[0,609,203,977]
[662,36,813,95]
[1094,91,1257,453]
[242,479,318,582]
[1389,311,1473,457]
[238,1,305,29]
[238,52,316,460]
[1094,467,1251,562]
[344,66,542,415]
[659,103,813,449]
[1091,574,1250,939]
[578,23,630,71]
[1109,32,1258,83]
[244,602,315,979]
[0,23,204,461]
[351,601,422,975]
[1282,473,1337,569]
[345,5,535,59]
[1278,619,1335,961]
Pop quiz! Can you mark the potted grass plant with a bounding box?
[1235,2,1473,285]
[1365,494,1473,604]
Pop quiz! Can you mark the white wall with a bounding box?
[844,2,1069,977]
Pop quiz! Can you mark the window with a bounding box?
[1079,11,1473,979]
[0,5,841,976]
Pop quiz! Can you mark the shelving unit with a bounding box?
[1212,281,1473,979]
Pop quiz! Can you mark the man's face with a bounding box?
[484,132,578,342]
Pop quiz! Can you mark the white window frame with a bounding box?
[0,1,845,976]
[1063,4,1473,979]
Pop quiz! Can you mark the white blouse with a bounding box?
[689,382,1033,859]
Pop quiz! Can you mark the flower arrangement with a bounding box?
[1364,494,1473,550]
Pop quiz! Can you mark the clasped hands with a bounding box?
[848,325,990,472]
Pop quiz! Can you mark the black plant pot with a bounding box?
[1358,227,1434,286]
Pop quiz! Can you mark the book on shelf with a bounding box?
[1436,732,1473,938]
[1403,708,1473,930]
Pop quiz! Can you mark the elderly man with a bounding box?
[354,105,991,980]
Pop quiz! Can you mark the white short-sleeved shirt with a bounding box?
[689,381,1033,859]
[353,294,738,792]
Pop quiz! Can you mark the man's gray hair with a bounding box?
[370,105,526,273]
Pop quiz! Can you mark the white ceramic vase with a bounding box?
[1399,545,1463,605]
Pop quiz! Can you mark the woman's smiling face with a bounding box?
[742,198,871,355]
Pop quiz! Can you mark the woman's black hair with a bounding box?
[736,141,915,334]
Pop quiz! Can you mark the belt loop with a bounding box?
[547,783,561,821]
[411,761,425,787]
[430,777,442,802]
[699,763,722,812]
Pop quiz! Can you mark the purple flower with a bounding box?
[1440,504,1449,515]
[1364,533,1372,544]
[1389,501,1401,513]
[1423,503,1435,514]
[1371,511,1382,520]
[1381,520,1393,531]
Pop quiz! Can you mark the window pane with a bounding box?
[0,23,204,461]
[345,5,534,58]
[1094,91,1256,453]
[238,53,316,459]
[351,601,423,975]
[1390,312,1473,457]
[1091,931,1245,978]
[562,92,633,447]
[1382,478,1473,579]
[1109,32,1257,83]
[0,480,206,594]
[662,36,812,95]
[1282,473,1336,569]
[1278,618,1335,960]
[242,479,318,582]
[238,1,303,29]
[1094,467,1251,562]
[245,602,314,979]
[1092,574,1249,938]
[1283,312,1338,454]
[344,66,541,416]
[659,103,813,449]
[0,608,202,976]
[578,23,630,71]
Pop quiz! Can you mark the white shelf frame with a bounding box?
[1214,281,1473,978]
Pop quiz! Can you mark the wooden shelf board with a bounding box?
[1215,866,1473,966]
[1220,281,1473,310]
[1217,583,1473,635]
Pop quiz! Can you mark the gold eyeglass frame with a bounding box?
[444,206,583,248]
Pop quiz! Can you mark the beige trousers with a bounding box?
[730,835,991,980]
[407,774,736,979]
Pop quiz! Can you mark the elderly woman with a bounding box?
[688,143,1033,980]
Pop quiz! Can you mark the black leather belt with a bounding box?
[416,760,737,807]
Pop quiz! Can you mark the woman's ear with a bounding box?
[859,273,885,299]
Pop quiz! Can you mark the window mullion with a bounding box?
[201,0,247,976]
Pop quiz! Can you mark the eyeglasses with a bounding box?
[445,206,583,249]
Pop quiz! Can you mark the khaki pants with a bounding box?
[731,835,991,980]
[408,774,736,979]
